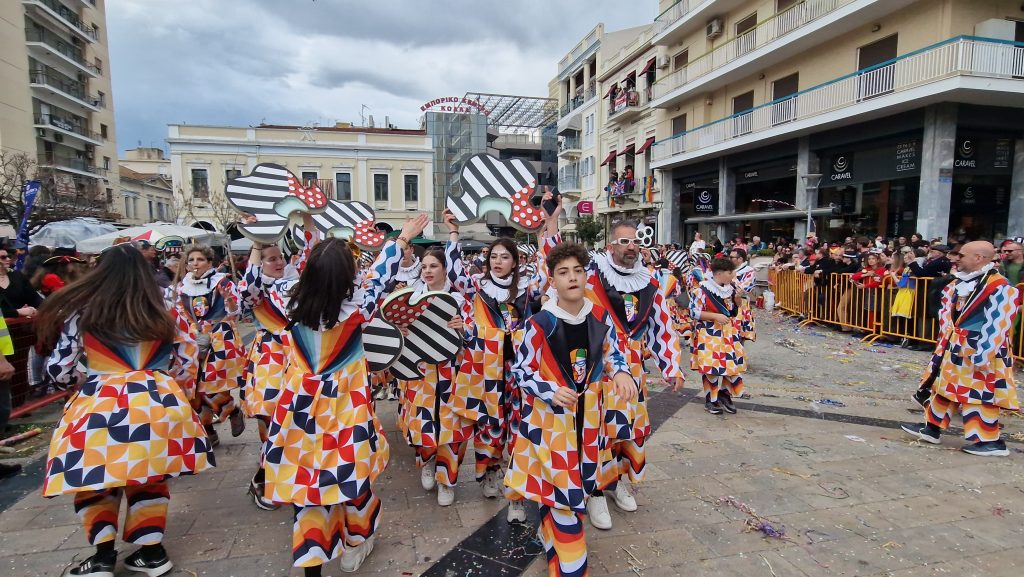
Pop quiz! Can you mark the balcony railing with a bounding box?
[560,84,598,118]
[29,70,103,108]
[24,27,100,75]
[652,37,1024,163]
[38,153,105,176]
[559,136,581,152]
[34,113,103,142]
[653,0,855,101]
[608,90,645,119]
[654,0,693,32]
[25,0,99,42]
[559,174,581,190]
[559,30,600,75]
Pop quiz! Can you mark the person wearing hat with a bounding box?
[136,241,172,289]
[909,244,952,278]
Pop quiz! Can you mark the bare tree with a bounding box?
[0,150,39,232]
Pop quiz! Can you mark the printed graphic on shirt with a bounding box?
[623,294,638,323]
[191,296,208,319]
[499,303,519,331]
[571,348,587,385]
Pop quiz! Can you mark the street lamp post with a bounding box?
[801,173,822,237]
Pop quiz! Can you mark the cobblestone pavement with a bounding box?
[1,311,1022,576]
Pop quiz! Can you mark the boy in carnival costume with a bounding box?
[505,242,636,577]
[690,258,747,415]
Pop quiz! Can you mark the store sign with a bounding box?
[693,187,718,214]
[954,137,1014,174]
[829,153,853,182]
[420,96,489,116]
[955,139,977,168]
[895,140,918,173]
[994,139,1012,169]
[576,200,594,215]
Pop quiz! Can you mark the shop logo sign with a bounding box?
[830,154,853,181]
[694,188,717,213]
[962,186,976,205]
[955,139,976,168]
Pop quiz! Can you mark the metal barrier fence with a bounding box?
[768,269,1024,363]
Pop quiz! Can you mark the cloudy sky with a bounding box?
[107,0,658,153]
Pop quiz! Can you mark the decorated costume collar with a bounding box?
[542,299,593,325]
[953,263,994,297]
[480,271,528,303]
[701,278,734,299]
[396,258,422,283]
[179,270,226,297]
[595,252,652,293]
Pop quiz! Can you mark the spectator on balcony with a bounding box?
[623,166,635,195]
[0,245,42,319]
[909,244,952,278]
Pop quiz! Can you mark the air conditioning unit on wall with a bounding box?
[706,18,724,41]
[656,55,670,69]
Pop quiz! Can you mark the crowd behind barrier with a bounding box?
[768,269,1024,364]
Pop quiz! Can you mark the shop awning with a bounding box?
[684,207,835,224]
[639,58,656,75]
[604,84,617,98]
[618,144,636,156]
[600,151,617,166]
[634,136,656,155]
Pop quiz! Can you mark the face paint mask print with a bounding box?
[623,294,638,323]
[191,295,209,319]
[571,348,587,385]
[499,304,518,331]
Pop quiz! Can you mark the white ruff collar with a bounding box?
[595,252,651,293]
[179,270,227,297]
[412,278,452,298]
[480,272,528,302]
[953,263,993,297]
[701,278,734,299]
[542,299,593,325]
[396,258,421,283]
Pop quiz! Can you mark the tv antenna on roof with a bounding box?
[360,105,371,127]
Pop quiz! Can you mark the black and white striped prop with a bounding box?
[363,317,404,373]
[378,288,462,381]
[665,250,688,270]
[446,153,545,232]
[517,243,537,256]
[288,200,387,250]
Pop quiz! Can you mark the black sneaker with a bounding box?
[704,401,723,415]
[124,546,173,576]
[248,473,280,511]
[719,393,737,414]
[912,387,931,407]
[900,422,941,444]
[229,408,246,437]
[961,440,1009,457]
[69,551,116,577]
[204,424,220,448]
[0,462,22,480]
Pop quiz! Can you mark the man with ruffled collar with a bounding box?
[902,241,1019,457]
[542,193,683,531]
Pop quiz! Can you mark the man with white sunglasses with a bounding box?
[542,192,683,531]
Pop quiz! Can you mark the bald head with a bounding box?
[958,241,996,273]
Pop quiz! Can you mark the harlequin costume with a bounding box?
[175,270,246,440]
[903,264,1019,455]
[690,278,746,412]
[258,241,402,567]
[733,262,758,342]
[41,314,213,567]
[451,257,537,494]
[505,299,632,577]
[543,234,683,491]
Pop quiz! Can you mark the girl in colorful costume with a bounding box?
[690,257,746,415]
[260,215,430,576]
[39,244,214,577]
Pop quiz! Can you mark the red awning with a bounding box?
[618,144,636,156]
[640,58,656,75]
[604,83,617,98]
[600,150,617,166]
[634,136,656,155]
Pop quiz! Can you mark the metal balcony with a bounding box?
[25,27,100,77]
[652,37,1024,168]
[28,70,102,111]
[38,153,105,179]
[23,0,99,43]
[558,136,581,159]
[34,113,103,145]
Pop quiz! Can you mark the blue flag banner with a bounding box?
[14,180,41,271]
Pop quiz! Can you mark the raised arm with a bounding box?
[359,214,431,317]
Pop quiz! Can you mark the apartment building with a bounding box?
[647,0,1024,244]
[0,0,119,219]
[166,123,433,234]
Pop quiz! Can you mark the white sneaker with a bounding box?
[609,483,638,512]
[339,535,375,573]
[506,500,527,523]
[437,484,455,506]
[586,495,612,530]
[481,470,503,498]
[420,462,437,491]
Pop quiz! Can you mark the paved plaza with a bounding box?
[1,312,1022,577]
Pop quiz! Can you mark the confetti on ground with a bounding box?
[880,541,903,550]
[992,506,1010,517]
[844,435,866,442]
[771,467,815,480]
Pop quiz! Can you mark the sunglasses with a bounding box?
[0,255,11,260]
[612,238,641,246]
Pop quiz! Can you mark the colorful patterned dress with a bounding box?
[505,301,630,577]
[260,241,401,567]
[921,268,1019,441]
[690,279,746,401]
[734,263,758,341]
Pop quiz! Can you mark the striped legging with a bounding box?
[73,482,170,545]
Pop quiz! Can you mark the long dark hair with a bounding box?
[288,237,357,329]
[484,238,520,304]
[36,244,175,348]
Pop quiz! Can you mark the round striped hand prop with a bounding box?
[446,153,545,232]
[377,287,462,381]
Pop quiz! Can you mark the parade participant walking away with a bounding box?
[543,194,683,531]
[505,241,635,577]
[388,212,478,507]
[175,245,246,447]
[37,244,213,577]
[451,234,538,521]
[237,215,317,511]
[902,241,1019,456]
[730,248,757,342]
[263,215,429,576]
[691,258,747,415]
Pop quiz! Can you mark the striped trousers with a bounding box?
[416,442,467,487]
[702,375,744,403]
[926,394,1001,442]
[539,506,588,577]
[292,488,381,567]
[73,482,170,546]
